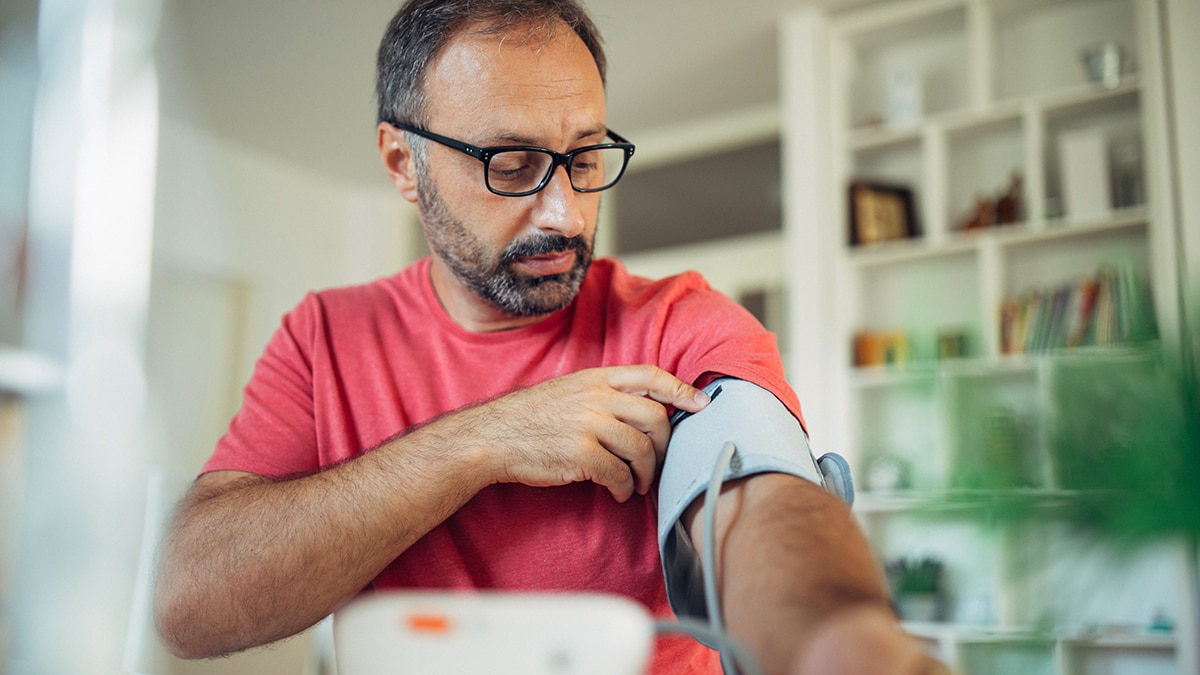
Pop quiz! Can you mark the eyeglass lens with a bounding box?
[486,147,627,195]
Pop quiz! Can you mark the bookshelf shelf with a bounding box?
[0,346,65,396]
[1065,633,1176,650]
[848,80,1140,155]
[848,207,1148,271]
[848,236,975,268]
[849,351,1071,391]
[1050,206,1148,232]
[849,126,923,153]
[856,487,1138,516]
[849,364,939,390]
[904,621,1177,675]
[991,208,1148,247]
[1035,79,1141,118]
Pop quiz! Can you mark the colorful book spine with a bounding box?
[997,263,1154,354]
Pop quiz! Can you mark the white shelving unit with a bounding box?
[781,0,1195,673]
[909,622,1179,675]
[0,346,65,397]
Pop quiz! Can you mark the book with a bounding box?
[998,262,1154,354]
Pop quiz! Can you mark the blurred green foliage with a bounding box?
[1050,352,1200,541]
[945,348,1200,544]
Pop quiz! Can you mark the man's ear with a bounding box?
[378,123,419,203]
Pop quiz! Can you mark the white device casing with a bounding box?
[334,592,654,675]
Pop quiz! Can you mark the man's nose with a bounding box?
[530,165,587,238]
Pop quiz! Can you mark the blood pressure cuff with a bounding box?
[657,377,825,622]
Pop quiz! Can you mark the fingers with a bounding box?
[594,413,659,496]
[608,391,671,454]
[604,364,711,413]
[594,366,710,494]
[578,442,636,502]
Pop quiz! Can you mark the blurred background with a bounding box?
[1,0,1198,673]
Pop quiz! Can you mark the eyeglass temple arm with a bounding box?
[386,120,486,160]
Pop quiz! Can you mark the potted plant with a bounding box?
[885,555,946,622]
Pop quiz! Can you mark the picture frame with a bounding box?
[848,181,918,247]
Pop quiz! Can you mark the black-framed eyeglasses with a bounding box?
[388,120,635,197]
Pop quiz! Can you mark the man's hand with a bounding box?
[790,606,950,675]
[443,365,710,502]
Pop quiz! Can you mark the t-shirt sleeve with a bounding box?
[202,294,322,478]
[656,272,804,430]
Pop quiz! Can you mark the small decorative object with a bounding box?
[882,332,908,365]
[857,113,885,129]
[0,225,28,346]
[885,556,947,622]
[1060,129,1112,220]
[1080,42,1128,90]
[956,172,1023,232]
[994,172,1023,225]
[982,406,1027,487]
[1110,136,1144,208]
[936,330,967,360]
[866,455,907,492]
[1150,607,1175,634]
[848,182,918,247]
[853,330,909,367]
[959,195,995,232]
[1044,196,1064,219]
[853,331,883,367]
[886,63,923,129]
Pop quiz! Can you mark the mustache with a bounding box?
[500,233,589,264]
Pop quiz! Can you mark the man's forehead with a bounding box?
[422,18,606,139]
[428,17,598,83]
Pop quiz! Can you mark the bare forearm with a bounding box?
[691,473,893,674]
[154,425,490,659]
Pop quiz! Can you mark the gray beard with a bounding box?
[416,177,593,318]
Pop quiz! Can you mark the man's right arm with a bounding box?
[153,365,710,659]
[153,422,493,659]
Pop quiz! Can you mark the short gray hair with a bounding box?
[375,0,607,127]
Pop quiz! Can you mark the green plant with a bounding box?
[885,556,944,595]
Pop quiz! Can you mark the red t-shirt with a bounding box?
[205,256,802,673]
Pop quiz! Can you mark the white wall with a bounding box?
[127,20,421,673]
[151,118,419,403]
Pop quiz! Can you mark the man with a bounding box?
[154,1,942,673]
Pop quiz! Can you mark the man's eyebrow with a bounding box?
[574,126,608,142]
[486,126,608,147]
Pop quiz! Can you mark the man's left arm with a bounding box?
[684,473,946,675]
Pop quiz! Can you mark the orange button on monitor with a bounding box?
[403,613,453,634]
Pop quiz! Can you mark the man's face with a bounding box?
[413,21,607,325]
[415,161,593,319]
